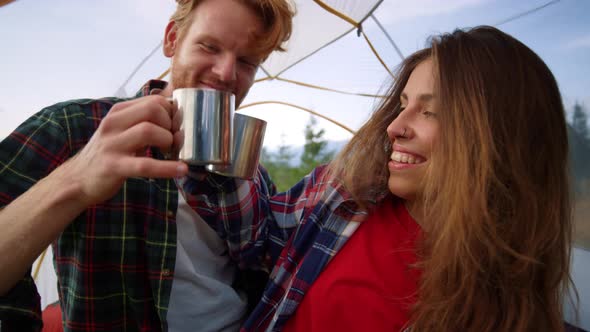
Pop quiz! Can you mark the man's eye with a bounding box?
[239,58,259,69]
[199,43,217,53]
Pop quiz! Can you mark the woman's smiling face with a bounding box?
[386,59,440,204]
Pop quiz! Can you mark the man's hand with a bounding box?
[61,95,188,206]
[0,95,189,295]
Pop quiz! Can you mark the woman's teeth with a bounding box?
[390,151,423,164]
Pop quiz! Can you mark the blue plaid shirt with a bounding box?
[182,165,371,331]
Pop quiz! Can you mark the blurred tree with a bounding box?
[262,116,335,192]
[569,102,590,197]
[572,102,589,144]
[261,134,298,192]
[295,116,335,179]
[569,104,590,249]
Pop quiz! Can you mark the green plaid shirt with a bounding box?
[0,81,183,331]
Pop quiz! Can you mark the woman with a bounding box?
[188,25,574,331]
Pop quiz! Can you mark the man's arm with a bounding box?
[0,95,188,295]
[0,158,91,295]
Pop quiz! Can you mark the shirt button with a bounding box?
[166,210,174,218]
[162,269,171,277]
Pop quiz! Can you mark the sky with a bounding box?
[0,0,589,149]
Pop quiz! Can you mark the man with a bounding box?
[0,0,294,331]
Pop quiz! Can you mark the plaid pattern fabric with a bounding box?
[1,79,372,332]
[0,81,180,332]
[182,165,371,331]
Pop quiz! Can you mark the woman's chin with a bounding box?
[387,178,417,200]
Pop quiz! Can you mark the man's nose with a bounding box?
[212,54,237,83]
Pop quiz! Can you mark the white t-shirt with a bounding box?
[167,193,247,332]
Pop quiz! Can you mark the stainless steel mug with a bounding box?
[173,88,234,165]
[206,113,267,179]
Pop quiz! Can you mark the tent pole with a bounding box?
[33,248,48,281]
[239,101,356,134]
[370,14,404,61]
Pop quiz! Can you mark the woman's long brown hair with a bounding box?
[329,26,575,331]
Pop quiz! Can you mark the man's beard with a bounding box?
[170,62,197,90]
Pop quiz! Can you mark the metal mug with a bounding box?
[206,113,267,179]
[172,88,234,165]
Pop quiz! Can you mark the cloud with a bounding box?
[375,0,490,25]
[565,35,590,50]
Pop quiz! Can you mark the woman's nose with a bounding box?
[387,107,411,139]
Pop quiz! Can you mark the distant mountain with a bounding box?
[263,139,349,166]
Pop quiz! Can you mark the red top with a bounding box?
[42,302,64,332]
[283,199,421,332]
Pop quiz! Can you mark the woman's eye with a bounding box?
[423,110,437,118]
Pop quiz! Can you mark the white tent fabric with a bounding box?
[260,0,383,78]
[33,248,58,309]
[140,0,391,134]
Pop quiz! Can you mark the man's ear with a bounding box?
[163,21,179,58]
